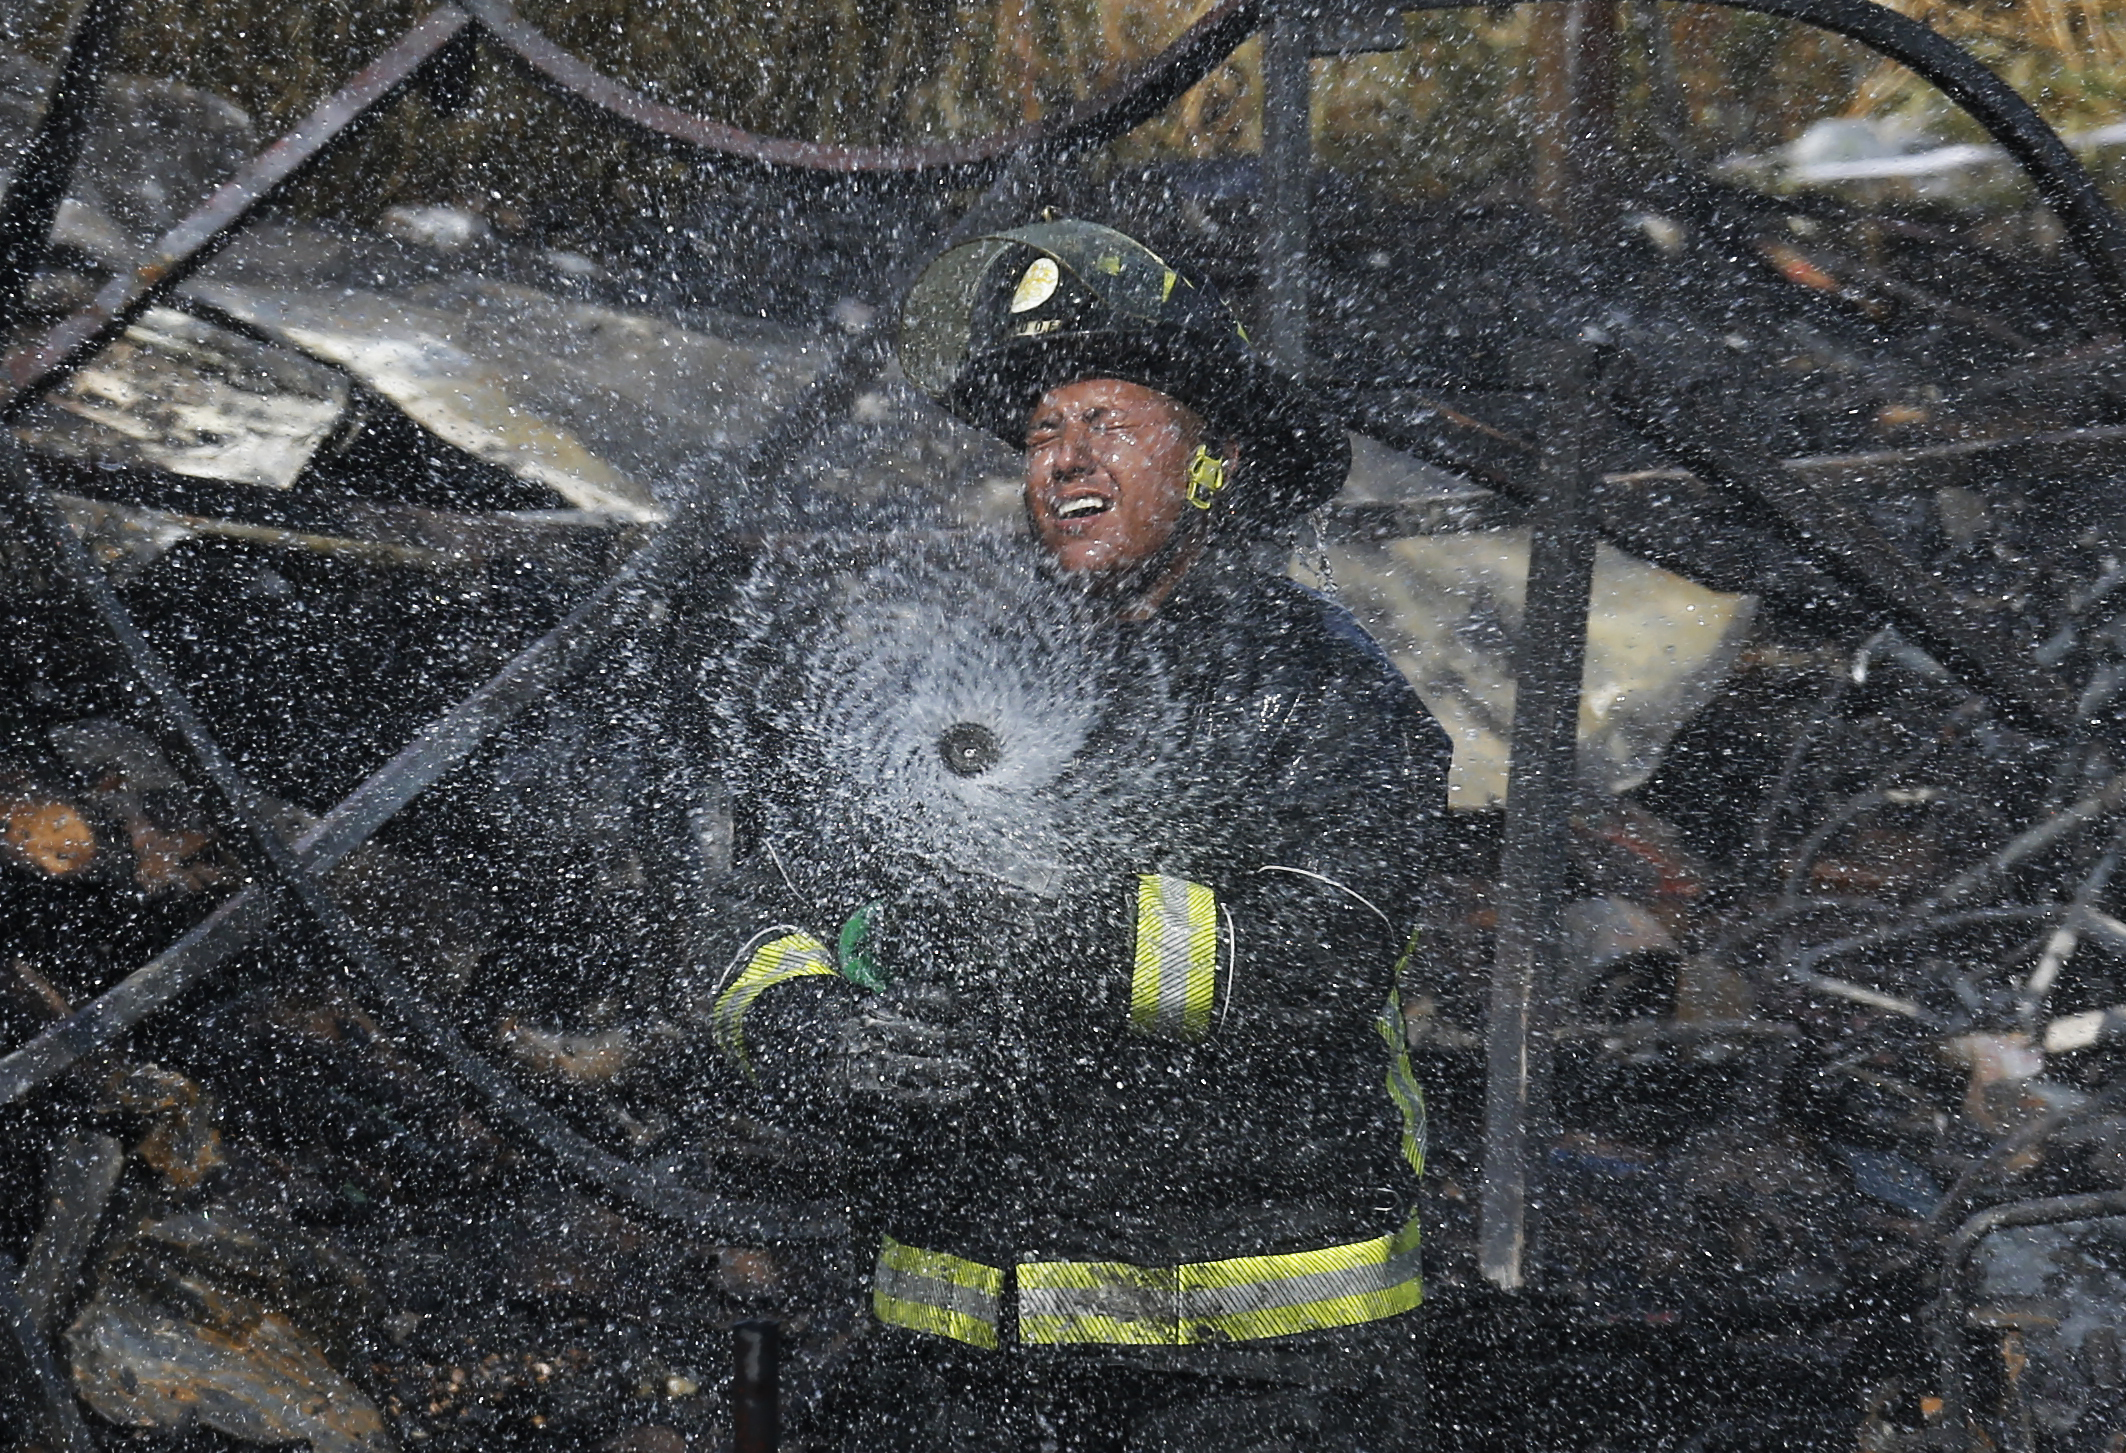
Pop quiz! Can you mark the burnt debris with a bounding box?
[2,3,2126,1451]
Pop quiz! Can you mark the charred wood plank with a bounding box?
[54,493,463,569]
[1336,388,1537,497]
[1325,496,1524,539]
[1781,426,2126,492]
[1345,392,1855,610]
[18,1130,124,1338]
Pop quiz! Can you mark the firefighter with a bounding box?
[700,220,1450,1451]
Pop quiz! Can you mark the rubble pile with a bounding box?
[2,40,2124,1453]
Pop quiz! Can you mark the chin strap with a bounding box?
[1185,445,1229,510]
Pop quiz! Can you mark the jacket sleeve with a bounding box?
[679,858,865,1114]
[1188,660,1444,1043]
[1012,646,1449,1060]
[983,652,1445,1210]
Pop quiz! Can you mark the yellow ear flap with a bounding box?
[1186,446,1228,510]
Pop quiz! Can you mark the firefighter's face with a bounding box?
[1024,378,1203,575]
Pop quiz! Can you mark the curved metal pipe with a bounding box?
[462,0,1262,177]
[463,0,2126,328]
[1934,1191,2126,1443]
[1674,0,2126,327]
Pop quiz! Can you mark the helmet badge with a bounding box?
[1011,257,1060,313]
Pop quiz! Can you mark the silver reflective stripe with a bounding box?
[1017,1272,1174,1325]
[875,1259,1001,1326]
[710,932,839,1079]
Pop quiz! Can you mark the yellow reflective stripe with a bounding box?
[710,932,838,1080]
[872,1236,1003,1350]
[1378,988,1428,1178]
[1130,874,1218,1040]
[1387,1053,1428,1178]
[1014,1216,1423,1346]
[1181,1220,1420,1291]
[1184,1216,1422,1341]
[880,1221,1423,1347]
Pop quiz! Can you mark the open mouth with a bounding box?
[1053,494,1112,520]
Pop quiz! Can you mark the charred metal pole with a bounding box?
[1478,338,1601,1291]
[1532,0,1619,229]
[1261,0,1409,366]
[0,5,475,418]
[0,0,125,324]
[1259,0,1311,373]
[732,1319,781,1453]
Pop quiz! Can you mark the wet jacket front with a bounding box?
[690,535,1450,1352]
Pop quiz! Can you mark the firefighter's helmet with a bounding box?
[898,219,1349,528]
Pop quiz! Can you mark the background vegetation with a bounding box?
[0,0,2120,234]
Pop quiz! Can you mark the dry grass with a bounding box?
[3,0,2119,221]
[1853,0,2126,133]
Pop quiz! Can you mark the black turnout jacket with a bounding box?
[693,542,1450,1279]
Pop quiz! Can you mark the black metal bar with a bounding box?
[0,160,1051,1251]
[1259,1,1311,373]
[1477,338,1601,1291]
[464,0,1259,176]
[0,4,475,419]
[1935,1191,2126,1442]
[1606,348,2072,732]
[1398,0,2126,332]
[732,1319,780,1453]
[1531,0,1617,228]
[0,1253,94,1453]
[0,0,125,323]
[0,430,837,1242]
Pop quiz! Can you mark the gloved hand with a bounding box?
[839,983,980,1106]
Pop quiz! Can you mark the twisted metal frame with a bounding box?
[0,0,2113,1300]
